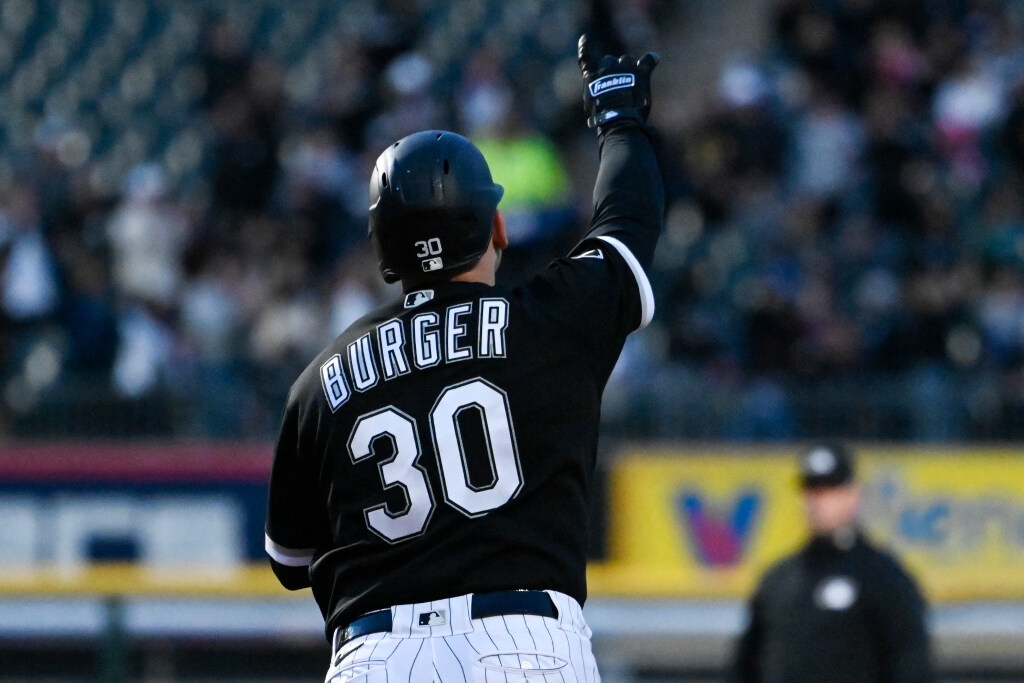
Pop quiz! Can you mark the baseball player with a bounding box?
[265,34,662,682]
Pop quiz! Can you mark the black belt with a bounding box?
[335,590,558,648]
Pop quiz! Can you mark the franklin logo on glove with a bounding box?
[578,34,658,131]
[589,74,635,97]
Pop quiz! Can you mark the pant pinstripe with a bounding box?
[325,591,600,683]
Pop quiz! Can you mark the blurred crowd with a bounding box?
[3,0,1024,442]
[633,0,1024,442]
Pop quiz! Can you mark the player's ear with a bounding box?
[492,210,508,250]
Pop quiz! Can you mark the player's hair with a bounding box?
[368,131,504,284]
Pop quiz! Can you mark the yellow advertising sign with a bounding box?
[586,447,1024,602]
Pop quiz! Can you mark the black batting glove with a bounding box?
[578,33,659,132]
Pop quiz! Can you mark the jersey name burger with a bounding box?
[319,298,510,411]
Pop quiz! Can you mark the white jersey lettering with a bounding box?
[323,301,511,406]
[412,312,441,369]
[479,298,509,358]
[348,334,378,391]
[320,354,350,411]
[445,303,473,363]
[378,319,411,380]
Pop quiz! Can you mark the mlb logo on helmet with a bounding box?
[422,257,443,272]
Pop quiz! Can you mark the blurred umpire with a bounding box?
[264,33,662,683]
[731,443,933,683]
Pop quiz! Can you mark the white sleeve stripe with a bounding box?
[265,534,315,567]
[596,235,655,329]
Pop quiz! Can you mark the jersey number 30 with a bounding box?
[347,378,523,543]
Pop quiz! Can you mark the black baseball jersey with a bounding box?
[732,529,932,683]
[265,126,663,637]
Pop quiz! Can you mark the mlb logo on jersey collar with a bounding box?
[404,290,435,308]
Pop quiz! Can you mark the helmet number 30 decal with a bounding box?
[415,238,443,257]
[346,378,523,543]
[416,238,444,273]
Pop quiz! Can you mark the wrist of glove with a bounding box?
[578,34,659,133]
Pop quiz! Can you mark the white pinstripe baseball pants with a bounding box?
[325,590,600,682]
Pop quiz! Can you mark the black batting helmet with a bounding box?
[368,130,504,284]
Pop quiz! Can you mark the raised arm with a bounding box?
[575,33,664,271]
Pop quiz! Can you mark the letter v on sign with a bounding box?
[675,489,761,567]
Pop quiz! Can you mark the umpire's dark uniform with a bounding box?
[733,530,932,683]
[732,446,932,683]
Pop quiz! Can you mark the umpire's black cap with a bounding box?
[798,443,855,489]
